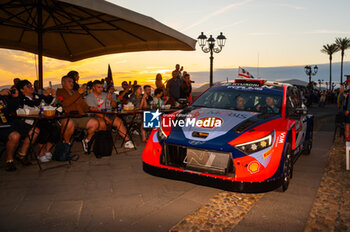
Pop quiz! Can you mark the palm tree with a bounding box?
[321,44,339,90]
[335,37,350,84]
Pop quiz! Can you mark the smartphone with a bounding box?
[129,81,131,85]
[49,81,52,89]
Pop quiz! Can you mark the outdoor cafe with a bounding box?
[0,0,196,172]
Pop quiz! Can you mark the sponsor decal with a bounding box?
[206,111,248,119]
[278,132,286,144]
[247,161,260,174]
[227,85,274,91]
[263,149,273,159]
[189,140,206,145]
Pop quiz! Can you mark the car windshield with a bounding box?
[192,88,283,114]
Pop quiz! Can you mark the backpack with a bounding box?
[92,131,113,158]
[52,142,79,161]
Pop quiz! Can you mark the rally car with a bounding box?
[142,79,313,192]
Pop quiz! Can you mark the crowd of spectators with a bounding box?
[0,64,193,172]
[305,88,338,107]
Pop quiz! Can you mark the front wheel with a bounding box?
[282,142,293,192]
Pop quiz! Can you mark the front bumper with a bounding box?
[143,162,283,193]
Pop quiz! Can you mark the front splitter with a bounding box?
[143,162,283,193]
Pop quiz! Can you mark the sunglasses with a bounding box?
[26,83,33,88]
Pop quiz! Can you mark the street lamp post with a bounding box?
[197,32,226,87]
[304,65,318,84]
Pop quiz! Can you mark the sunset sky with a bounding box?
[0,0,349,87]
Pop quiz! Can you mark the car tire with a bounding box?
[303,128,313,155]
[282,142,293,192]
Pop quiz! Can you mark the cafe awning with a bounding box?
[0,0,196,86]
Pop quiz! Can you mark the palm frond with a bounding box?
[321,43,339,55]
[335,37,350,51]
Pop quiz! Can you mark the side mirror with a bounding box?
[295,107,307,115]
[287,107,307,120]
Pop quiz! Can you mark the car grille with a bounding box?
[163,144,234,176]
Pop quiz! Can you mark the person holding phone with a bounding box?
[180,73,193,104]
[33,80,43,95]
[119,81,132,104]
[174,64,184,80]
[67,70,80,91]
[57,76,103,153]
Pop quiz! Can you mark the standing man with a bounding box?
[337,85,346,111]
[166,71,181,106]
[344,78,350,141]
[174,64,183,80]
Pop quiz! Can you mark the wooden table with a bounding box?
[88,108,178,149]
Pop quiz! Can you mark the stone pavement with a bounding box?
[170,105,337,232]
[304,136,350,232]
[0,137,219,232]
[0,104,340,232]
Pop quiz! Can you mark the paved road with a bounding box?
[0,104,337,232]
[0,136,219,232]
[234,106,336,232]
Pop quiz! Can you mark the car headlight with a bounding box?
[157,127,168,141]
[234,131,274,155]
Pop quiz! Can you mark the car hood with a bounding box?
[165,107,279,151]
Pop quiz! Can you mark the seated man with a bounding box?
[143,85,153,106]
[236,95,247,111]
[0,89,21,171]
[265,96,280,113]
[257,96,280,113]
[56,76,103,153]
[17,80,58,163]
[152,88,168,107]
[85,80,134,149]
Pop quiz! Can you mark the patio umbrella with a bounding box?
[0,0,196,87]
